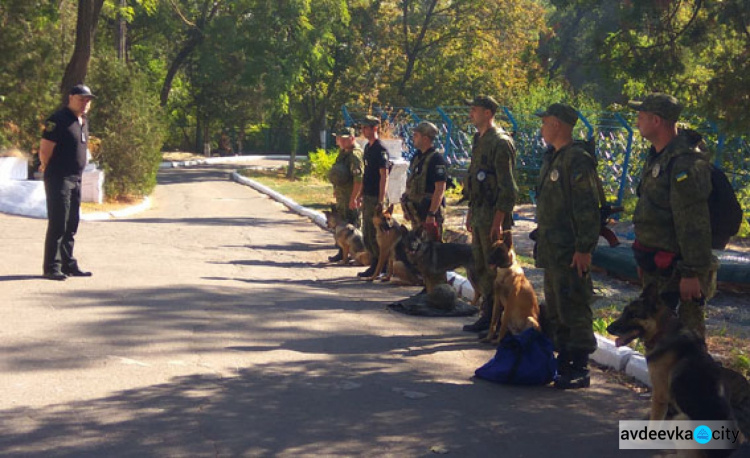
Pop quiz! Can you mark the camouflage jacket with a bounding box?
[633,131,714,277]
[535,142,600,268]
[329,146,364,193]
[463,125,518,226]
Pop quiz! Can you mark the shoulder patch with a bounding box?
[675,171,688,183]
[435,165,446,178]
[44,120,56,133]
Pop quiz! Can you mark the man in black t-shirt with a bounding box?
[38,84,96,281]
[355,115,390,278]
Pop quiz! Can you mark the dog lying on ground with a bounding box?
[483,231,540,344]
[323,208,370,266]
[404,227,479,304]
[607,284,750,447]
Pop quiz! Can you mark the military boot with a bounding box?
[463,294,492,333]
[357,260,378,278]
[554,351,590,390]
[328,247,344,263]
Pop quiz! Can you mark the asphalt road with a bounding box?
[0,165,656,457]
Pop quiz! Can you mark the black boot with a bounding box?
[463,295,492,332]
[328,247,343,263]
[555,351,590,390]
[358,260,378,278]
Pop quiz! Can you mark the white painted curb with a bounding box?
[230,165,654,388]
[159,154,293,169]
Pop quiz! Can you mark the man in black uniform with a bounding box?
[401,121,447,240]
[38,84,96,281]
[356,115,390,278]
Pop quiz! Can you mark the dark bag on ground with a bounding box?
[474,328,557,385]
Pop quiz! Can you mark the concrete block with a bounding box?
[625,354,651,386]
[387,159,408,205]
[81,169,105,204]
[592,334,635,371]
[0,157,28,180]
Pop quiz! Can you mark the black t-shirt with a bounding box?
[362,139,389,196]
[410,148,448,194]
[41,107,89,178]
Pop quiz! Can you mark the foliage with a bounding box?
[89,57,166,199]
[308,148,337,181]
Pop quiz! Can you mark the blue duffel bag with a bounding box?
[474,327,557,385]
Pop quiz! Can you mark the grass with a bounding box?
[80,196,142,214]
[239,167,334,211]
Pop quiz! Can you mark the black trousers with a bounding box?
[43,175,82,274]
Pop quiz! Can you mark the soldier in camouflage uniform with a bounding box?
[461,96,519,333]
[629,93,718,339]
[402,121,448,241]
[534,103,600,389]
[327,127,364,262]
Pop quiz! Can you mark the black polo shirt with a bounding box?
[362,139,389,197]
[410,147,448,194]
[42,107,89,178]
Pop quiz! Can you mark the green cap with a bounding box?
[628,93,682,122]
[334,127,355,138]
[413,121,439,139]
[465,95,500,113]
[534,103,579,126]
[358,115,381,127]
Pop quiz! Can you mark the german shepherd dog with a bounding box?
[323,208,370,266]
[607,284,750,445]
[367,203,404,282]
[483,231,540,344]
[404,227,479,304]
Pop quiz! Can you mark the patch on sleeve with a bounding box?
[352,167,362,176]
[44,120,56,133]
[381,151,389,163]
[435,165,446,179]
[675,171,688,183]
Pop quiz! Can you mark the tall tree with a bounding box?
[61,0,106,97]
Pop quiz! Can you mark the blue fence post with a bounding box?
[436,107,453,159]
[614,113,634,208]
[342,105,355,127]
[502,107,518,134]
[404,107,421,123]
[577,111,594,141]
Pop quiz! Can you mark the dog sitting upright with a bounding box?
[323,207,370,266]
[607,284,750,443]
[404,227,479,304]
[368,203,403,282]
[483,231,540,345]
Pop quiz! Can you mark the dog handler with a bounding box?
[629,93,718,339]
[534,103,599,389]
[402,121,447,240]
[462,96,518,333]
[327,127,364,262]
[38,84,96,281]
[356,115,390,278]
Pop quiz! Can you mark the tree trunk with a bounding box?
[160,33,202,106]
[116,0,127,60]
[60,0,106,101]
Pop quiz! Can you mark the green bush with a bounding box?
[89,57,167,199]
[308,148,337,180]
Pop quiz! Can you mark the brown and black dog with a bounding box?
[323,208,370,266]
[368,203,403,282]
[483,231,540,344]
[607,284,750,445]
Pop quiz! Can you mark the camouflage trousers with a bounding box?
[361,195,380,262]
[543,266,597,355]
[470,221,495,300]
[640,267,717,340]
[334,189,360,228]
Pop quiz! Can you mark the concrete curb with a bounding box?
[81,196,153,221]
[228,169,653,387]
[159,154,292,169]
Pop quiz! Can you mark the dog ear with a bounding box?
[387,203,394,215]
[642,283,660,308]
[502,230,513,249]
[330,203,337,213]
[375,203,383,214]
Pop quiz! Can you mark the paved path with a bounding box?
[0,165,654,457]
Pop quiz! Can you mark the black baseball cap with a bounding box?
[628,93,682,122]
[69,84,96,98]
[465,95,500,113]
